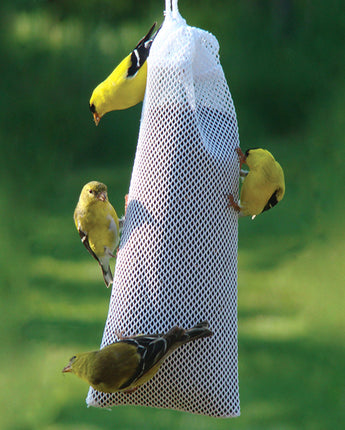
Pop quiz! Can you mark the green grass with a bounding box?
[1,160,344,430]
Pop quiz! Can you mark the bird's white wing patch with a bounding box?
[107,214,117,234]
[133,49,140,68]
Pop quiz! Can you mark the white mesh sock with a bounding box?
[87,1,240,417]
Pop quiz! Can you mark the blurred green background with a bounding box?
[1,0,344,429]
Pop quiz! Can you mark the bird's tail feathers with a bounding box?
[101,263,113,288]
[165,321,213,349]
[135,22,157,51]
[117,322,212,391]
[128,22,160,78]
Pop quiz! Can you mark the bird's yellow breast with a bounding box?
[76,201,119,257]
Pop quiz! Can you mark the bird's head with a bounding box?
[79,181,108,205]
[244,148,273,169]
[89,81,109,126]
[244,147,261,159]
[62,352,94,380]
[62,355,77,374]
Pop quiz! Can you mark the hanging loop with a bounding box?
[172,0,179,14]
[165,0,171,16]
[165,0,179,17]
[165,0,184,24]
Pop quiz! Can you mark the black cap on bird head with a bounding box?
[89,103,101,126]
[245,147,259,157]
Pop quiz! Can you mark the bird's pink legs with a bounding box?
[235,147,247,169]
[227,193,241,213]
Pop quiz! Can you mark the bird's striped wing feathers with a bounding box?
[78,228,100,263]
[119,336,168,390]
[78,228,113,287]
[127,22,157,78]
[262,190,279,213]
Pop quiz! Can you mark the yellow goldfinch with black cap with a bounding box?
[228,147,285,219]
[89,22,158,125]
[62,321,213,393]
[74,181,124,287]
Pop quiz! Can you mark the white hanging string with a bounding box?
[86,0,240,417]
[165,0,181,20]
[165,0,172,16]
[172,0,179,17]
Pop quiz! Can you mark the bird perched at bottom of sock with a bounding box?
[228,147,285,220]
[62,321,212,393]
[89,22,158,126]
[74,181,124,287]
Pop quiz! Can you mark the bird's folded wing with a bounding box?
[119,337,168,389]
[78,229,101,264]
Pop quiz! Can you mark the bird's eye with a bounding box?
[89,189,93,194]
[90,103,96,113]
[70,355,76,361]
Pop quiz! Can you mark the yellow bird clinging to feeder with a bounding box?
[89,22,158,125]
[228,147,285,219]
[62,321,213,393]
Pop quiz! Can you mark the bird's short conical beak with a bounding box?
[98,192,107,202]
[62,364,72,373]
[93,112,101,126]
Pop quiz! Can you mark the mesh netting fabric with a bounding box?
[86,1,240,417]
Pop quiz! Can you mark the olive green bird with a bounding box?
[228,147,285,219]
[62,321,213,393]
[89,22,158,126]
[74,181,124,287]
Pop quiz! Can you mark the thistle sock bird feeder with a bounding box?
[86,0,240,417]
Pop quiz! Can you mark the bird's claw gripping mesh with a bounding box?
[86,0,240,417]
